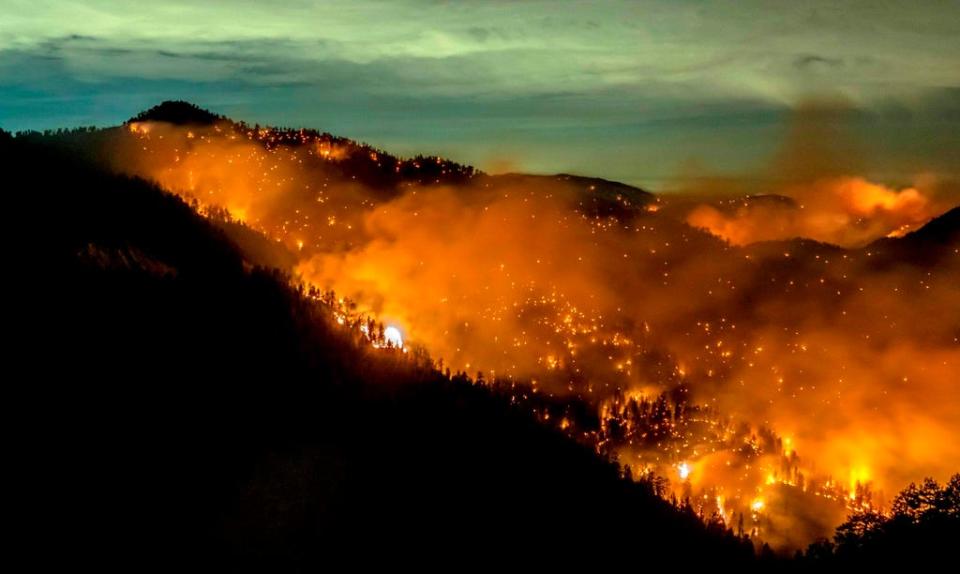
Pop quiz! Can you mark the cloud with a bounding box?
[3,1,958,99]
[1,1,958,186]
[793,54,844,70]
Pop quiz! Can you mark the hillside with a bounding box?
[6,102,959,568]
[865,206,960,266]
[4,128,753,568]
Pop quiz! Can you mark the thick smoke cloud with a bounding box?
[104,111,960,549]
[684,103,959,247]
[687,176,943,247]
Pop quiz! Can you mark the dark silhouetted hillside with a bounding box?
[5,133,753,570]
[797,475,960,567]
[866,206,960,266]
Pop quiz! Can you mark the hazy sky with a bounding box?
[1,0,957,188]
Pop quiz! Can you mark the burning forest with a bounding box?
[6,3,959,566]
[14,99,947,552]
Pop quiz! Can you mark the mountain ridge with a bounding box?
[126,100,654,203]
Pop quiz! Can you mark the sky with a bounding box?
[1,0,958,189]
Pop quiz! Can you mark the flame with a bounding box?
[104,116,960,551]
[384,326,404,349]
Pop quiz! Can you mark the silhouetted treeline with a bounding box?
[4,133,754,570]
[132,100,477,192]
[795,475,960,567]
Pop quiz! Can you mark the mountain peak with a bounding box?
[129,100,222,126]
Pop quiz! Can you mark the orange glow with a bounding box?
[384,326,404,349]
[687,177,937,248]
[104,114,960,551]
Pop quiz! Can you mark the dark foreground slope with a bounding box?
[5,133,753,569]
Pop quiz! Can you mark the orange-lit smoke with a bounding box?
[683,102,957,248]
[103,113,960,550]
[687,176,941,247]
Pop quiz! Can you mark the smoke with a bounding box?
[102,112,960,549]
[684,102,958,247]
[686,176,949,247]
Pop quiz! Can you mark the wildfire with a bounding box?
[687,176,939,248]
[384,326,404,349]
[109,113,960,551]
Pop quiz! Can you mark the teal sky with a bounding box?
[1,1,958,189]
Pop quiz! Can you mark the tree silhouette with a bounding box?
[801,474,960,565]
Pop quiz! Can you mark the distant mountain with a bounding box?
[895,206,959,246]
[866,206,960,266]
[124,100,478,192]
[485,172,655,217]
[122,101,654,207]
